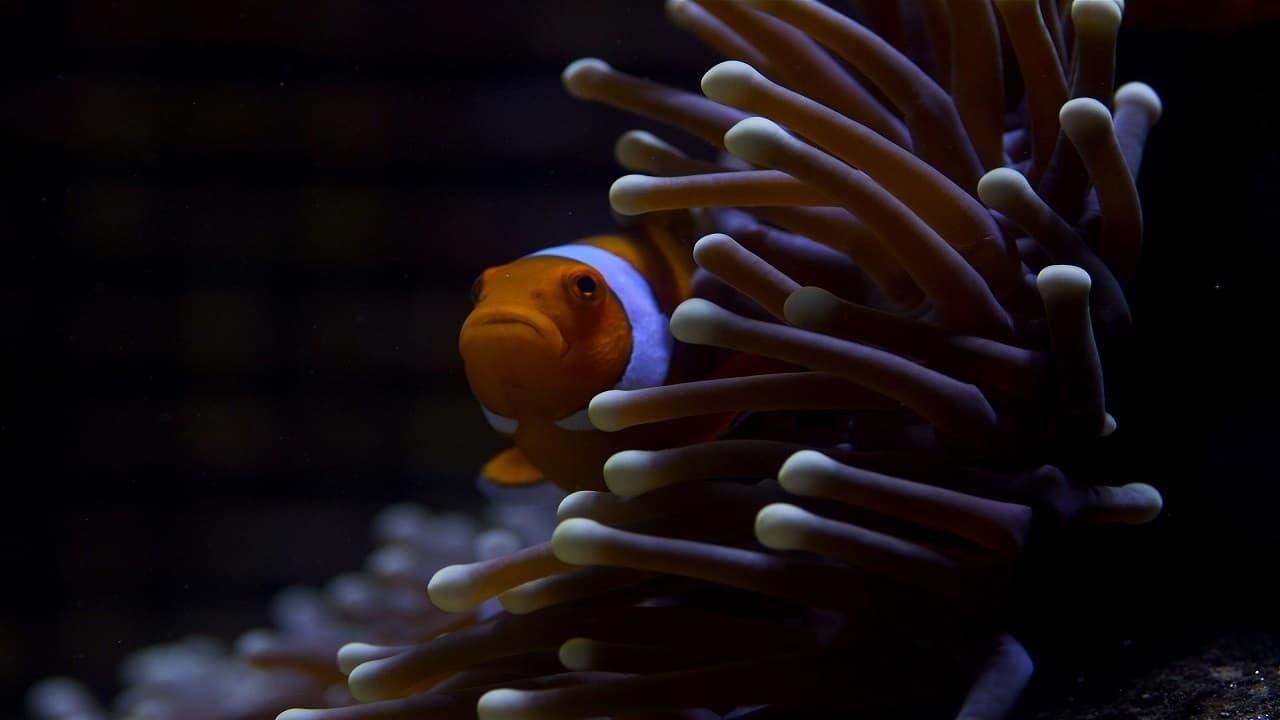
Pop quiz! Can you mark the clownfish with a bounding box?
[459,221,732,493]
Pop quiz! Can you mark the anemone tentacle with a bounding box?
[31,3,1164,720]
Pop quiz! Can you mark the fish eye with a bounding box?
[470,275,484,305]
[567,270,603,303]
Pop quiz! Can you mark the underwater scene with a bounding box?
[5,1,1279,718]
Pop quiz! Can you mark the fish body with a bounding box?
[459,222,725,492]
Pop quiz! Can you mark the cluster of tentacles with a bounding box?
[256,1,1167,718]
[28,501,558,720]
[30,1,1167,718]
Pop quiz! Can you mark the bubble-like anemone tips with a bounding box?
[475,528,523,561]
[669,297,727,346]
[723,116,789,164]
[326,573,373,607]
[700,60,761,105]
[551,518,609,566]
[1126,483,1164,523]
[372,503,431,540]
[555,489,605,519]
[561,58,611,99]
[1115,82,1163,124]
[1060,97,1114,139]
[426,563,481,612]
[589,389,630,432]
[603,449,655,497]
[558,637,596,671]
[665,0,706,32]
[1072,0,1123,29]
[754,503,816,551]
[1036,264,1093,303]
[477,688,533,720]
[337,643,395,676]
[613,130,673,172]
[276,710,320,720]
[366,544,417,578]
[233,628,274,657]
[346,656,396,703]
[556,490,627,524]
[691,232,734,265]
[28,678,97,718]
[1102,412,1118,436]
[782,286,841,328]
[976,168,1033,212]
[777,449,836,496]
[609,174,658,216]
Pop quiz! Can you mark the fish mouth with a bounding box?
[477,312,543,335]
[463,308,567,356]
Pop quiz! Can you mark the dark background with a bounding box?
[2,1,1278,717]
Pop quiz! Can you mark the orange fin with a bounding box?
[482,447,545,486]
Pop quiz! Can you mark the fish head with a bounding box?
[459,254,633,422]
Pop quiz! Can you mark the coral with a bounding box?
[31,1,1166,718]
[28,500,558,720]
[266,1,1164,718]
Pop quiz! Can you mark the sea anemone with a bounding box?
[27,501,558,720]
[271,0,1163,718]
[30,0,1166,718]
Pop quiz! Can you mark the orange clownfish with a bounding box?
[459,224,728,493]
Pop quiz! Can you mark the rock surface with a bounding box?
[1022,629,1278,719]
